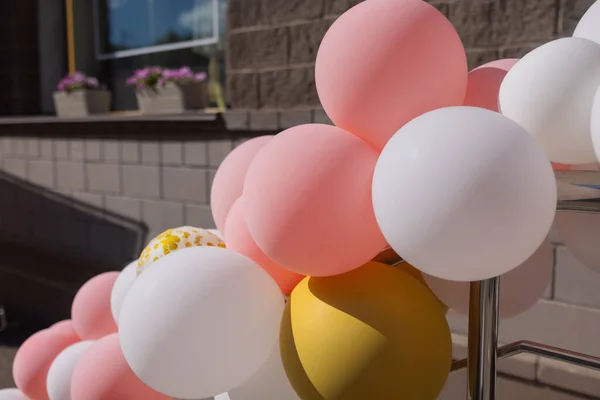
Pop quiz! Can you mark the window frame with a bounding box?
[92,0,220,60]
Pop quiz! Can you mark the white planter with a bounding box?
[53,90,111,118]
[135,82,207,114]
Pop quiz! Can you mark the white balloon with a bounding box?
[574,1,600,45]
[119,247,285,399]
[229,340,299,400]
[46,341,95,400]
[372,106,557,282]
[0,389,28,400]
[110,260,138,325]
[556,211,600,273]
[207,229,223,240]
[175,395,230,400]
[499,37,600,164]
[591,85,600,163]
[423,238,553,319]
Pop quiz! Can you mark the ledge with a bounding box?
[0,111,274,138]
[223,108,333,131]
[0,110,218,125]
[0,109,330,137]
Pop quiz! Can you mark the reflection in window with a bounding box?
[94,0,222,59]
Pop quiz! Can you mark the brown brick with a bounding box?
[558,0,595,36]
[449,1,500,48]
[429,2,451,18]
[500,44,538,59]
[450,0,558,48]
[325,0,349,16]
[347,0,365,7]
[466,49,500,70]
[228,73,259,108]
[229,28,288,70]
[262,0,325,24]
[229,0,262,29]
[289,21,332,64]
[229,32,254,71]
[494,0,559,44]
[260,67,319,108]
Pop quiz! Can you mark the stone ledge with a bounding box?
[250,110,279,131]
[223,108,333,131]
[538,357,600,398]
[0,111,217,125]
[450,321,600,398]
[223,110,250,131]
[440,369,591,400]
[448,300,600,358]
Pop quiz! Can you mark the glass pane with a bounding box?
[97,0,217,55]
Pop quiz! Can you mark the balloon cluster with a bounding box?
[6,0,600,399]
[6,268,171,400]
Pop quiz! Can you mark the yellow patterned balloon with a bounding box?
[137,226,226,275]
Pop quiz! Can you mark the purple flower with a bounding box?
[58,77,73,90]
[194,72,207,82]
[163,69,178,79]
[178,66,193,79]
[128,65,208,89]
[57,72,101,92]
[86,77,99,88]
[71,71,86,83]
[135,68,150,79]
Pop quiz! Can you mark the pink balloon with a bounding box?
[464,58,519,112]
[243,124,387,276]
[423,238,553,319]
[211,136,274,233]
[315,0,467,151]
[71,272,119,340]
[71,333,169,400]
[224,197,304,294]
[13,330,79,400]
[50,320,81,342]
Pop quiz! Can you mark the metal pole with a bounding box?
[467,278,500,400]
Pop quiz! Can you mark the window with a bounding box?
[93,0,223,60]
[84,0,227,110]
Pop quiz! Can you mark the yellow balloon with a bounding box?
[137,226,225,275]
[396,262,450,315]
[280,262,451,400]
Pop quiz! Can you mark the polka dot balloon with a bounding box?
[138,226,226,275]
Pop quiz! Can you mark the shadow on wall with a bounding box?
[0,170,147,338]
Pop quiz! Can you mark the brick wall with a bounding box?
[226,0,596,110]
[0,129,261,245]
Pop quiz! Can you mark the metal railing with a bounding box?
[376,170,600,400]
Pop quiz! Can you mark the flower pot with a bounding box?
[135,82,207,114]
[53,90,111,118]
